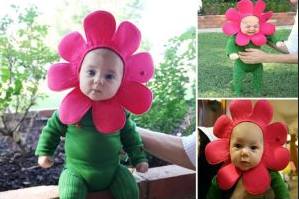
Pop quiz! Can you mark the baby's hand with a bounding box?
[229,53,239,60]
[276,41,285,48]
[136,162,149,173]
[38,156,54,168]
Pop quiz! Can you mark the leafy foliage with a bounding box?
[133,28,196,136]
[0,5,58,142]
[199,0,296,15]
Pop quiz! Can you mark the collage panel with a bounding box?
[198,0,298,98]
[198,99,298,199]
[0,0,198,198]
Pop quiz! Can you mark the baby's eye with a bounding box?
[251,146,258,150]
[87,70,96,77]
[105,73,115,80]
[234,143,242,148]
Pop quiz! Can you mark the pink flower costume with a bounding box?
[36,11,154,199]
[222,0,280,95]
[205,100,290,198]
[48,10,154,133]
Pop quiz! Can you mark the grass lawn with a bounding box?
[198,29,298,98]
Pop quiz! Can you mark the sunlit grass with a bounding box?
[198,29,298,98]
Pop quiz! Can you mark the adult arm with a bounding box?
[239,48,298,64]
[137,127,195,170]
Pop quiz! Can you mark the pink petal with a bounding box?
[117,81,152,114]
[260,23,275,35]
[222,22,240,36]
[243,163,270,194]
[84,11,116,47]
[92,99,126,133]
[265,122,288,145]
[263,145,290,171]
[251,33,267,46]
[238,0,254,17]
[58,31,86,62]
[205,139,230,165]
[47,63,79,91]
[260,12,273,23]
[112,21,141,58]
[229,100,252,121]
[250,100,273,126]
[236,32,251,46]
[217,163,241,190]
[214,115,233,138]
[225,8,241,22]
[254,0,266,16]
[59,88,92,124]
[125,52,154,83]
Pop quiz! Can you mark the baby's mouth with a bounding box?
[91,89,102,93]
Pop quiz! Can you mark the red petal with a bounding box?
[47,63,78,91]
[250,100,273,126]
[92,99,126,133]
[229,100,252,121]
[243,163,270,194]
[217,163,241,190]
[126,52,154,83]
[236,32,251,46]
[225,8,241,22]
[84,11,116,47]
[265,122,288,145]
[59,88,92,124]
[222,22,240,36]
[260,12,273,23]
[238,0,254,16]
[58,31,86,62]
[260,23,275,35]
[205,139,230,165]
[264,145,290,171]
[250,33,267,46]
[112,22,141,58]
[214,115,233,138]
[254,0,266,16]
[117,82,152,114]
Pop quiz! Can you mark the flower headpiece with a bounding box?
[205,100,290,194]
[222,0,275,46]
[48,11,154,133]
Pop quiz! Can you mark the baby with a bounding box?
[35,11,154,199]
[205,100,290,199]
[223,0,284,95]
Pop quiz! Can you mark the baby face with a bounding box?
[240,16,260,36]
[79,49,124,101]
[230,122,264,171]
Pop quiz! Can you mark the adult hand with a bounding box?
[38,156,54,168]
[239,48,270,64]
[136,162,149,173]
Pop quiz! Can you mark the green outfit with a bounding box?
[35,109,147,199]
[226,35,280,95]
[207,170,290,199]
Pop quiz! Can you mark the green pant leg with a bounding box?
[252,65,263,94]
[233,62,246,95]
[58,168,88,199]
[110,164,139,199]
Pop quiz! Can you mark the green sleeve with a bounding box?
[267,34,282,45]
[35,111,67,157]
[206,175,223,199]
[270,170,290,199]
[120,112,147,167]
[226,35,240,56]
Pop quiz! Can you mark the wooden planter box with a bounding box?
[198,12,296,29]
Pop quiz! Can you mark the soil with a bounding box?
[0,144,64,192]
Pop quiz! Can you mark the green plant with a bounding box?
[0,5,58,150]
[199,0,295,15]
[133,28,196,136]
